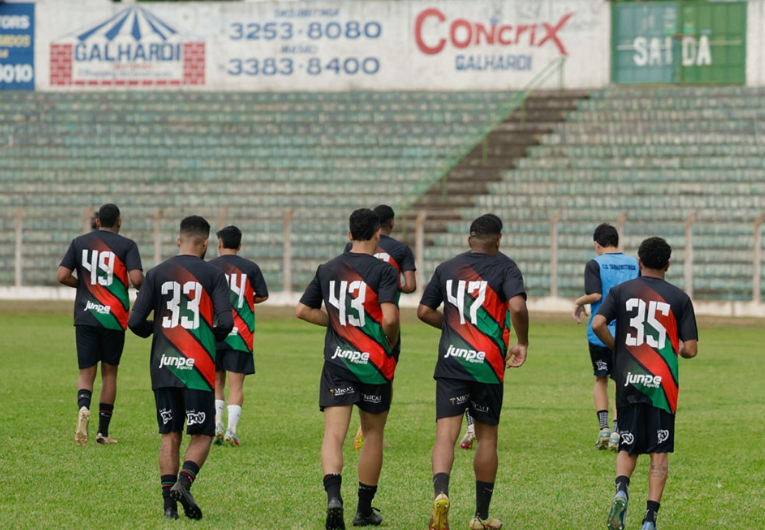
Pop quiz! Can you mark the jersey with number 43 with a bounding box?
[300,251,399,384]
[209,255,269,354]
[128,255,233,391]
[420,251,526,384]
[60,231,142,330]
[596,276,698,414]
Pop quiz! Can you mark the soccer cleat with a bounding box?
[223,428,240,447]
[596,428,611,450]
[326,497,345,530]
[354,427,364,451]
[640,522,656,530]
[459,425,476,450]
[352,506,382,526]
[428,493,450,530]
[163,507,178,520]
[213,423,224,446]
[608,431,620,452]
[606,490,628,530]
[170,482,203,520]
[75,406,90,446]
[96,433,118,444]
[468,516,503,530]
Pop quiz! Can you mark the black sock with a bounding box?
[356,482,377,516]
[433,472,450,497]
[77,389,92,410]
[465,410,474,427]
[644,501,660,523]
[178,460,200,490]
[615,476,630,498]
[475,481,494,520]
[597,410,609,430]
[98,403,114,437]
[161,474,177,510]
[323,473,342,504]
[613,420,618,433]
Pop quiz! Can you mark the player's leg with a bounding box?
[467,383,503,530]
[640,452,668,530]
[608,405,639,530]
[155,388,184,520]
[96,329,124,444]
[591,344,612,449]
[322,405,352,530]
[74,326,99,446]
[213,352,227,446]
[224,371,246,446]
[354,408,388,526]
[641,407,673,529]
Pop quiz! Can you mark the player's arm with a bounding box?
[127,276,154,338]
[295,302,328,327]
[417,304,442,329]
[129,269,144,291]
[57,266,78,288]
[381,301,400,348]
[254,295,269,304]
[574,260,603,323]
[591,314,615,350]
[507,294,529,368]
[680,339,698,359]
[400,270,417,294]
[212,273,234,342]
[572,292,601,323]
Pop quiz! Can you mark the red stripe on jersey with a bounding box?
[163,325,216,388]
[232,310,254,350]
[89,238,129,290]
[628,341,679,413]
[85,282,128,326]
[444,309,505,380]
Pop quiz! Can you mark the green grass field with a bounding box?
[0,301,761,529]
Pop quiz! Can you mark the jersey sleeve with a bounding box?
[503,262,527,301]
[377,264,399,305]
[595,285,618,322]
[299,268,324,309]
[419,267,443,309]
[677,295,699,342]
[584,259,601,295]
[250,265,269,298]
[400,245,416,272]
[211,270,234,342]
[125,240,143,272]
[60,240,77,270]
[127,270,155,337]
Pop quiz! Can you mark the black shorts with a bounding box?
[616,403,675,455]
[319,364,392,415]
[215,348,255,375]
[435,378,503,426]
[153,387,215,436]
[589,343,614,379]
[76,325,125,369]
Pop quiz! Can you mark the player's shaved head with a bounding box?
[98,204,120,228]
[468,214,502,254]
[179,215,211,244]
[374,205,395,227]
[217,225,242,249]
[349,208,380,242]
[594,223,619,248]
[639,237,672,270]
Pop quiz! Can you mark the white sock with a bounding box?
[227,405,242,433]
[215,400,225,426]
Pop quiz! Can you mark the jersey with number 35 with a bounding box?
[300,251,399,384]
[596,276,698,414]
[128,255,233,391]
[419,251,526,384]
[60,231,143,330]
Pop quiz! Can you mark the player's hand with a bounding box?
[506,343,527,368]
[572,304,587,324]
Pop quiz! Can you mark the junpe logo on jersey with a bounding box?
[624,372,662,389]
[159,354,196,370]
[85,300,111,315]
[50,6,205,87]
[331,346,370,365]
[444,344,485,363]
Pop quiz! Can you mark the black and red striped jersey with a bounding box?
[300,250,399,384]
[346,234,415,291]
[419,251,526,384]
[128,255,233,391]
[208,255,269,354]
[60,230,143,330]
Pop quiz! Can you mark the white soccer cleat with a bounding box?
[75,406,90,447]
[596,428,611,450]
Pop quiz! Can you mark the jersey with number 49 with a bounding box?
[300,251,399,384]
[420,251,526,384]
[128,255,233,391]
[596,276,698,414]
[60,230,143,330]
[209,255,269,354]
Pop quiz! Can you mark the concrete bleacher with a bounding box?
[0,90,515,290]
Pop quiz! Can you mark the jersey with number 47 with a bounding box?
[420,251,526,384]
[596,276,698,414]
[60,231,142,330]
[300,251,399,384]
[128,255,233,391]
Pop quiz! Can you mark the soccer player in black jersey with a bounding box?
[418,214,529,530]
[297,208,400,530]
[58,203,144,446]
[593,237,698,530]
[209,225,269,447]
[128,216,233,521]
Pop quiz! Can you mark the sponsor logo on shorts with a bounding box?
[624,372,662,388]
[331,346,370,364]
[620,431,634,445]
[445,345,485,363]
[361,393,382,404]
[449,394,469,406]
[85,300,111,315]
[332,386,354,397]
[657,429,669,444]
[186,411,206,425]
[596,361,608,372]
[471,401,489,414]
[159,354,196,370]
[159,408,172,425]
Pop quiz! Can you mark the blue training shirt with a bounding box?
[584,253,639,346]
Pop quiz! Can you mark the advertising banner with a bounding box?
[0,2,35,91]
[31,0,610,91]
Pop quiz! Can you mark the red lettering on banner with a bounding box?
[413,8,573,56]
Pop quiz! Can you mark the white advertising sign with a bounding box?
[31,0,610,91]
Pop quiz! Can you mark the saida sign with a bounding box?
[49,5,205,87]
